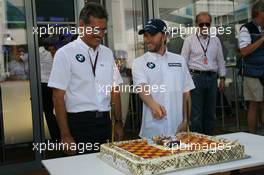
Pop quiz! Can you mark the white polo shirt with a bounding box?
[181,34,226,77]
[48,37,123,113]
[132,51,195,138]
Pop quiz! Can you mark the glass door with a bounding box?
[0,0,43,173]
[152,0,254,57]
[108,0,144,133]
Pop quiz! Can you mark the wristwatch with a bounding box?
[115,119,123,124]
[220,76,225,81]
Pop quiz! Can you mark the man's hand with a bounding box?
[114,122,124,141]
[137,84,166,120]
[53,88,76,155]
[150,101,166,120]
[60,135,76,156]
[176,120,188,133]
[240,32,264,57]
[219,79,225,92]
[260,32,264,42]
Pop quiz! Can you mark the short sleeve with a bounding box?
[180,37,191,63]
[132,58,148,86]
[48,49,71,90]
[182,59,195,92]
[113,61,123,86]
[239,27,251,49]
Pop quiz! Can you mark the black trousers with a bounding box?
[190,73,217,135]
[41,83,60,141]
[67,111,111,154]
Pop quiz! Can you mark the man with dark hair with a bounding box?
[48,2,124,155]
[181,12,226,135]
[239,0,264,133]
[79,2,108,24]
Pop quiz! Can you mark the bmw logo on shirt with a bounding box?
[75,54,85,63]
[146,62,155,69]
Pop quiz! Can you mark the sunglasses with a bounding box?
[198,23,211,27]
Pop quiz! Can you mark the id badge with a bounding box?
[203,57,208,65]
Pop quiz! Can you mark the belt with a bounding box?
[90,111,109,118]
[67,111,110,118]
[190,69,216,75]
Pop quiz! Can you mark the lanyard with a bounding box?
[88,51,99,77]
[196,33,210,57]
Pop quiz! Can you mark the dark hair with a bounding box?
[38,34,49,47]
[47,42,55,48]
[79,2,108,25]
[252,0,264,19]
[195,11,212,23]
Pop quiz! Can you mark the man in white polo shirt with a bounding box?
[132,19,195,138]
[48,3,123,155]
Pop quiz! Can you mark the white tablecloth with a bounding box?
[42,132,264,175]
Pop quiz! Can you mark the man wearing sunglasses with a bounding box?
[181,12,226,135]
[48,3,124,155]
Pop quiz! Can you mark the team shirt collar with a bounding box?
[77,36,101,53]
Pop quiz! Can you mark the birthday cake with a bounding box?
[99,132,245,175]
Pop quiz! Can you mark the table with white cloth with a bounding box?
[42,132,264,175]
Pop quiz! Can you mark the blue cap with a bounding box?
[138,19,167,35]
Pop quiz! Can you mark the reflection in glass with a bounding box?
[111,0,144,130]
[114,50,127,75]
[0,0,34,164]
[154,0,254,59]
